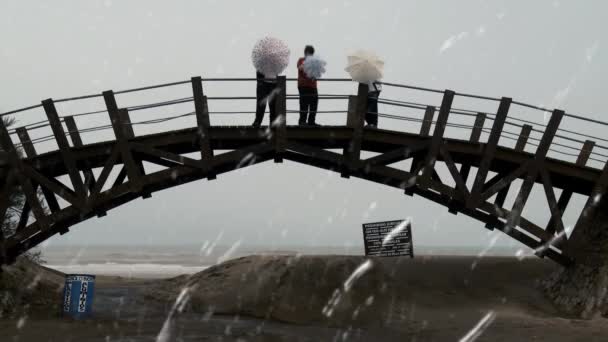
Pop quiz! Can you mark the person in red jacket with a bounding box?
[297,45,319,126]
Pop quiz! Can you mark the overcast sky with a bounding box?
[1,1,606,253]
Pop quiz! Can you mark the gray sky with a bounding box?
[1,1,606,252]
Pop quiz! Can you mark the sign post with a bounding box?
[362,219,414,258]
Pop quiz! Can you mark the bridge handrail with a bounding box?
[378,97,608,153]
[2,76,607,168]
[8,101,608,161]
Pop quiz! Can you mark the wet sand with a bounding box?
[1,255,608,341]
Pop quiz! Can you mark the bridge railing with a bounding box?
[1,77,607,171]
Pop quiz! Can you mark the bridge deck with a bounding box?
[1,125,599,195]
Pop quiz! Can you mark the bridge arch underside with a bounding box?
[0,126,602,266]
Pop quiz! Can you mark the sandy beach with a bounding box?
[1,254,608,341]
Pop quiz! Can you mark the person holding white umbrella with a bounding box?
[366,80,383,128]
[345,50,385,128]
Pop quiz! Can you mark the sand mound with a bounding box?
[0,258,65,318]
[146,255,563,327]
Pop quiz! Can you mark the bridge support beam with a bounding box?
[191,76,216,179]
[341,84,368,178]
[544,162,608,319]
[15,127,61,214]
[273,76,287,163]
[103,91,150,198]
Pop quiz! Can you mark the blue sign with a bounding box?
[62,274,96,319]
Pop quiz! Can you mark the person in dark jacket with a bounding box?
[366,80,382,128]
[297,45,319,126]
[252,71,278,128]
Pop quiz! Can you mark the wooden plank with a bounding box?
[515,124,533,151]
[191,76,215,179]
[362,141,427,167]
[103,90,135,138]
[420,106,436,137]
[103,90,148,196]
[103,101,145,194]
[484,125,531,229]
[492,124,533,209]
[20,164,80,207]
[419,90,455,188]
[15,127,36,158]
[479,161,531,203]
[117,109,142,186]
[506,109,564,230]
[539,167,566,238]
[469,112,486,143]
[42,99,87,199]
[131,142,203,169]
[0,119,47,226]
[64,116,97,192]
[545,140,595,234]
[450,112,486,213]
[407,106,436,187]
[0,172,16,238]
[16,201,31,232]
[89,146,121,198]
[273,76,287,163]
[441,147,470,195]
[342,84,368,177]
[112,166,128,188]
[15,127,60,213]
[287,142,345,166]
[467,97,511,208]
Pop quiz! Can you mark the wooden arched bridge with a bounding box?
[1,76,607,267]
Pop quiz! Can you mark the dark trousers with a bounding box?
[298,87,319,124]
[366,91,380,126]
[253,83,277,126]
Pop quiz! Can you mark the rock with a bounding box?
[543,186,608,319]
[0,258,65,318]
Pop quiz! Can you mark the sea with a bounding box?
[40,244,522,279]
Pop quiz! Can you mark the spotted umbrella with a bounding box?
[251,37,291,78]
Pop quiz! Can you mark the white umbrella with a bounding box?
[344,50,384,83]
[302,56,327,79]
[251,37,291,78]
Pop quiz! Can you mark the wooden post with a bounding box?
[458,112,486,185]
[514,124,533,152]
[15,126,60,213]
[419,90,455,189]
[0,119,47,226]
[15,127,36,158]
[191,76,215,179]
[342,84,368,178]
[467,97,511,208]
[448,112,486,214]
[42,99,87,199]
[545,140,595,234]
[273,76,287,163]
[485,124,532,229]
[405,105,435,196]
[64,116,97,193]
[103,91,149,198]
[419,106,435,137]
[506,109,564,230]
[103,90,135,138]
[0,172,16,241]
